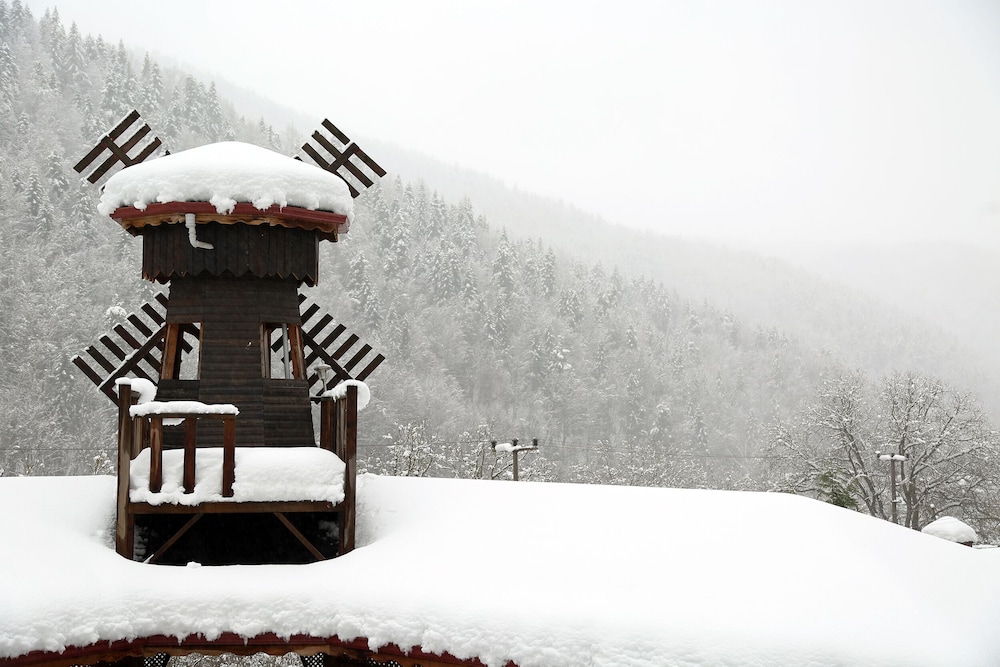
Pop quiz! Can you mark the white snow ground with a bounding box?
[2,474,1000,666]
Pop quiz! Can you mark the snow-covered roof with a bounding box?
[922,515,979,544]
[3,475,1000,666]
[97,142,354,220]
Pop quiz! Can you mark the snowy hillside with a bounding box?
[3,474,1000,667]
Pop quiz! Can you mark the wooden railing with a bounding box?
[114,380,359,560]
[317,384,358,553]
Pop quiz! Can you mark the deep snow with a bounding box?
[2,474,1000,666]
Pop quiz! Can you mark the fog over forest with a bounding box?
[2,2,999,540]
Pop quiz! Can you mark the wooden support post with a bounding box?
[319,397,335,452]
[222,416,236,498]
[132,411,146,458]
[149,417,163,493]
[183,418,197,494]
[160,323,181,379]
[116,383,137,559]
[274,512,326,561]
[147,514,203,565]
[339,385,358,555]
[289,324,306,380]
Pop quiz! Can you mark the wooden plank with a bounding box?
[72,355,107,389]
[299,329,350,383]
[338,146,376,189]
[342,344,371,373]
[116,384,136,559]
[147,514,203,565]
[340,385,358,554]
[317,323,347,351]
[305,314,334,339]
[160,323,180,380]
[132,135,162,164]
[86,345,117,373]
[96,325,168,397]
[183,418,197,494]
[356,354,385,382]
[273,512,326,561]
[128,500,339,515]
[300,302,321,326]
[100,334,128,361]
[321,118,351,145]
[332,334,359,360]
[289,324,306,380]
[113,324,143,350]
[142,302,165,325]
[128,313,154,337]
[149,417,163,493]
[222,417,235,497]
[74,110,139,173]
[319,397,335,453]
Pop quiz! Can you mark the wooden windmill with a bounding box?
[72,111,385,565]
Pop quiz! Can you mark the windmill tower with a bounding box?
[72,112,385,565]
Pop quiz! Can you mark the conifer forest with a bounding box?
[2,2,999,540]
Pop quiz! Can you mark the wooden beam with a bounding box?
[149,417,163,493]
[116,385,136,559]
[273,512,326,561]
[356,354,385,382]
[222,416,235,498]
[340,385,357,555]
[129,500,338,515]
[183,418,197,494]
[147,513,203,565]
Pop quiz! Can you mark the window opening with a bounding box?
[161,322,202,380]
[263,323,304,380]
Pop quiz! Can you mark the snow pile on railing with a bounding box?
[321,379,370,411]
[130,447,345,505]
[129,401,239,418]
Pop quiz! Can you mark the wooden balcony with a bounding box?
[115,380,358,564]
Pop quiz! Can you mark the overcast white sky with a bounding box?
[25,0,1000,247]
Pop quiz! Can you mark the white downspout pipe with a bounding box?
[185,213,214,250]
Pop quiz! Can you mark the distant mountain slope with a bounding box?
[373,139,1000,419]
[1,1,994,492]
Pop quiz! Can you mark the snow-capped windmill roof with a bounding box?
[97,142,354,220]
[3,475,1000,667]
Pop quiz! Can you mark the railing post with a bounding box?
[222,416,236,498]
[149,416,163,493]
[183,417,197,494]
[115,382,137,559]
[319,396,336,453]
[339,385,358,554]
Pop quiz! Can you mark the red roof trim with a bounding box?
[0,633,516,667]
[112,202,348,225]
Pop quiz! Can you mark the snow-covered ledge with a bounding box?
[130,447,346,506]
[129,400,239,419]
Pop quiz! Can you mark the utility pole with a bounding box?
[492,438,539,481]
[876,451,907,524]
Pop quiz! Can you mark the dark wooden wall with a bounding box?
[141,222,321,286]
[157,275,315,448]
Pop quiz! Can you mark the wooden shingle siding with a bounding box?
[141,223,320,286]
[156,276,313,448]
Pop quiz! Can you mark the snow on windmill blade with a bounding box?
[297,118,385,198]
[73,109,167,185]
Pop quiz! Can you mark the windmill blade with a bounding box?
[297,119,386,198]
[74,109,166,185]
